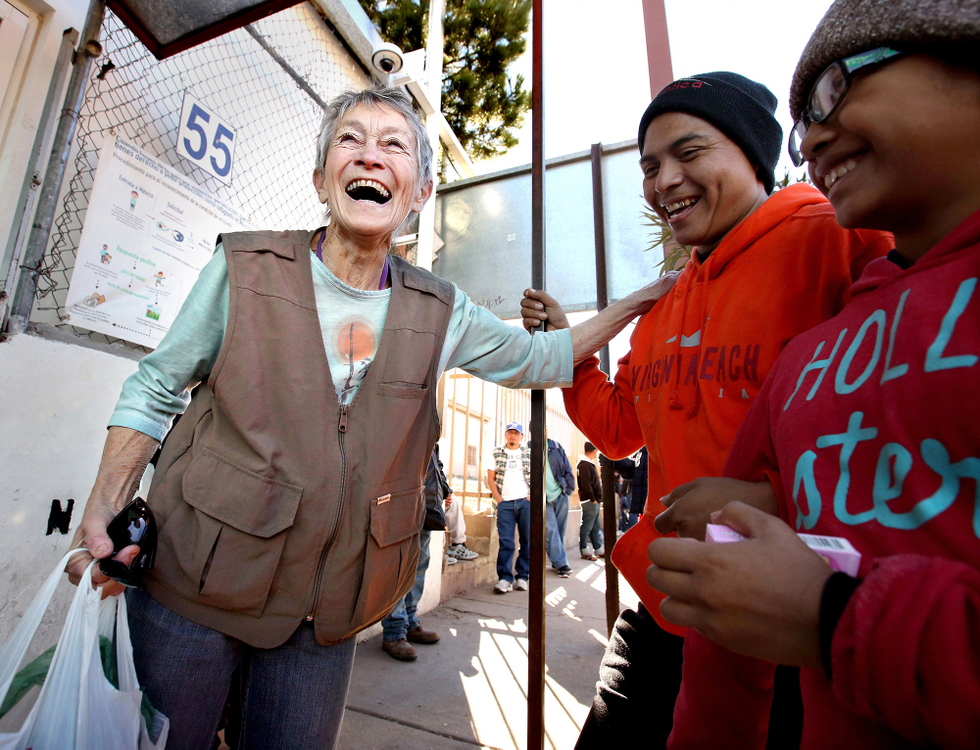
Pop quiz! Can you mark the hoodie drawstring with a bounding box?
[686,256,711,418]
[668,256,695,411]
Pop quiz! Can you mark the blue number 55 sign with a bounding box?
[176,91,237,185]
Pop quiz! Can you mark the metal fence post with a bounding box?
[0,28,79,332]
[5,0,105,336]
[591,142,621,634]
[527,0,546,747]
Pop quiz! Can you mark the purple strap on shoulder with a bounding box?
[378,256,389,290]
[315,229,325,261]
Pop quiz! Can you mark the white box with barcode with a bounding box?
[705,524,862,577]
[797,533,861,576]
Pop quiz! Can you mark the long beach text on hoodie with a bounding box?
[564,183,892,511]
[563,184,892,634]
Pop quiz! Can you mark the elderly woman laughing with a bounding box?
[66,85,676,749]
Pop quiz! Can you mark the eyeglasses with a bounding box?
[788,47,904,167]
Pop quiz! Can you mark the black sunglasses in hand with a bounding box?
[98,496,158,588]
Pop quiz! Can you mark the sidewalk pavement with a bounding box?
[337,554,639,750]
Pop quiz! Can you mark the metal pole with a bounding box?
[599,454,620,633]
[414,0,445,271]
[527,0,546,747]
[591,143,609,351]
[5,0,106,335]
[1,28,79,331]
[244,24,328,110]
[641,0,674,98]
[591,143,620,635]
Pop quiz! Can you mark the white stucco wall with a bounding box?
[0,328,140,650]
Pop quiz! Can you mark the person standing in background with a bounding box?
[380,447,447,661]
[544,436,575,578]
[488,423,532,594]
[577,442,603,561]
[628,448,648,529]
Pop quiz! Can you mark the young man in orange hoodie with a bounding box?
[522,72,892,744]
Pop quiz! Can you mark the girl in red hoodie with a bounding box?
[649,1,980,747]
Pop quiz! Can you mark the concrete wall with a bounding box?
[0,328,140,650]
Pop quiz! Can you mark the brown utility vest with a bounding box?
[143,229,453,648]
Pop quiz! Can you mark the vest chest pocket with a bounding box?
[352,485,425,627]
[379,328,439,391]
[171,448,303,616]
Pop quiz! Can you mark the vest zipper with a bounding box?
[305,403,352,621]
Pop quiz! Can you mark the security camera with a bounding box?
[371,43,404,75]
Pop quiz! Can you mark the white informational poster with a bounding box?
[65,134,251,347]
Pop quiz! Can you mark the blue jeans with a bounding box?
[495,497,530,582]
[580,500,604,553]
[126,588,356,750]
[619,494,632,531]
[381,530,430,641]
[545,493,569,569]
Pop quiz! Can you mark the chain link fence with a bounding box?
[29,2,377,349]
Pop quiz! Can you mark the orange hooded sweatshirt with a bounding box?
[562,183,893,635]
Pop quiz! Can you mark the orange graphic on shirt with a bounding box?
[333,317,378,401]
[334,319,376,363]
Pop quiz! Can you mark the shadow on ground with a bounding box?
[339,556,639,750]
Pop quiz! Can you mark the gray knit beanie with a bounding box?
[791,0,980,121]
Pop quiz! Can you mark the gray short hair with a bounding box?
[314,85,433,228]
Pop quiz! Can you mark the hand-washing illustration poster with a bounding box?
[65,134,251,347]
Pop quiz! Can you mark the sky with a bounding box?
[465,0,837,350]
[471,0,835,180]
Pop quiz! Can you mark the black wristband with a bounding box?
[818,572,863,680]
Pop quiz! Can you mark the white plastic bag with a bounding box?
[0,549,169,749]
[110,579,169,749]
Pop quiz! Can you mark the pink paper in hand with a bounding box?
[705,524,746,543]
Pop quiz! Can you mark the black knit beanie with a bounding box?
[790,0,980,122]
[637,72,783,194]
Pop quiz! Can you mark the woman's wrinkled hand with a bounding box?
[647,501,832,668]
[654,477,778,540]
[65,426,159,598]
[521,288,569,333]
[66,495,141,599]
[629,271,681,316]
